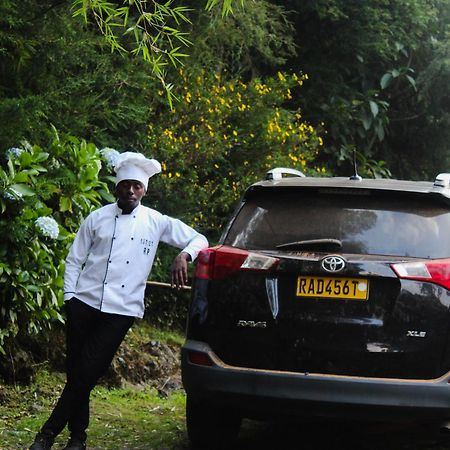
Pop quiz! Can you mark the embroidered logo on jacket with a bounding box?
[140,238,154,255]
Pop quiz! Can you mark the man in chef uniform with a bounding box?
[30,152,208,450]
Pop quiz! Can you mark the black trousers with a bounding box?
[41,298,134,440]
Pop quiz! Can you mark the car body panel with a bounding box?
[182,339,450,421]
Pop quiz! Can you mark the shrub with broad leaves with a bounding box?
[0,129,114,354]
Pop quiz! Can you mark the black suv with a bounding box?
[182,169,450,448]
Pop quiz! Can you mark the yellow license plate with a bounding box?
[296,276,369,300]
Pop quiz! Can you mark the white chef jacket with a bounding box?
[63,202,208,318]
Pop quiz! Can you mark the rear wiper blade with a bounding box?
[276,238,343,250]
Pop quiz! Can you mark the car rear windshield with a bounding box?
[224,190,450,258]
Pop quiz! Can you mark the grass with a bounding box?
[0,324,190,450]
[0,373,189,449]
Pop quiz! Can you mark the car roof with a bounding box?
[246,175,450,203]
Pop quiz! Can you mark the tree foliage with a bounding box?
[187,0,296,77]
[71,0,241,105]
[278,0,450,178]
[0,0,157,152]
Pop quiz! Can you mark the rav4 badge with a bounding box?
[237,320,267,329]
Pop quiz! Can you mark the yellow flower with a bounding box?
[277,71,286,81]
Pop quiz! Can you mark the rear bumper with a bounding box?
[182,339,450,421]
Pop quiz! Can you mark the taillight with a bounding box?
[391,259,450,290]
[194,245,279,280]
[194,248,216,280]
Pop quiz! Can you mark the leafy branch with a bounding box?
[72,0,241,106]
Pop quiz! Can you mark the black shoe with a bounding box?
[62,437,87,450]
[29,432,55,450]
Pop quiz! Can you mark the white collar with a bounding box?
[114,202,141,215]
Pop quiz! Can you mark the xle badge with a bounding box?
[407,330,427,338]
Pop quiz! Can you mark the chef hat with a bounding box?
[114,152,161,190]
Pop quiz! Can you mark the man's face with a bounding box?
[116,179,146,212]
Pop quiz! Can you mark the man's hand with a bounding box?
[171,252,191,289]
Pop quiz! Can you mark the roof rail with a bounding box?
[434,173,450,188]
[265,167,306,181]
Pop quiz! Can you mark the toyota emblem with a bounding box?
[321,255,346,273]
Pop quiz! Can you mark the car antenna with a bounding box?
[349,149,362,181]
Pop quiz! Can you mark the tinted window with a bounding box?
[224,191,450,258]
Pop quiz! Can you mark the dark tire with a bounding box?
[186,395,242,449]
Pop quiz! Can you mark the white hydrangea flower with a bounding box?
[101,147,120,168]
[35,216,59,240]
[6,147,24,160]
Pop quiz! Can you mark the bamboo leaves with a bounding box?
[72,0,239,106]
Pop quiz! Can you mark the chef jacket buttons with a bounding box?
[121,284,125,288]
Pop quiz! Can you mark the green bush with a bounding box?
[0,130,114,354]
[147,69,328,242]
